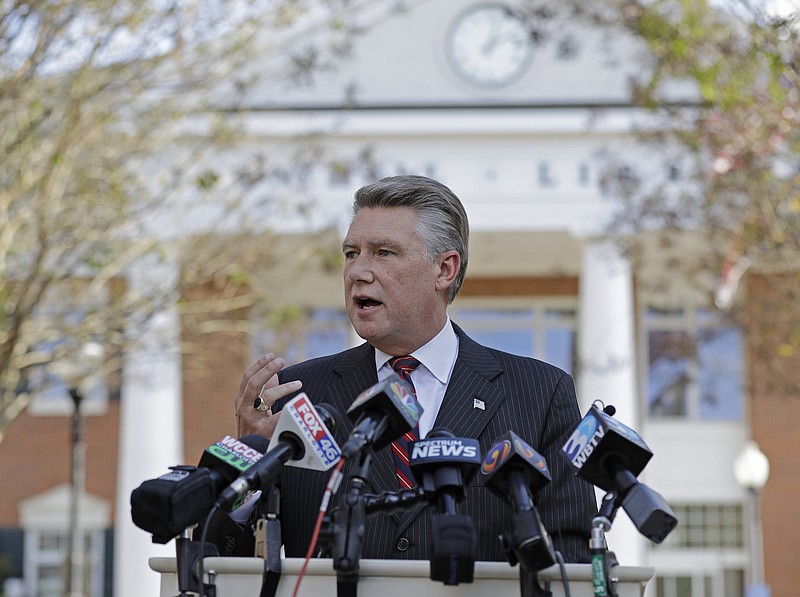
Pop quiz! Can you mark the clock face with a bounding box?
[445,4,533,88]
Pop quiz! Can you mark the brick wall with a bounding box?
[179,279,251,465]
[746,274,800,597]
[0,403,120,524]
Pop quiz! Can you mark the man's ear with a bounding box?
[435,250,460,293]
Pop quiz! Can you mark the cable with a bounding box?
[555,550,571,597]
[197,505,218,597]
[292,457,347,597]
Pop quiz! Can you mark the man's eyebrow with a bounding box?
[341,238,404,252]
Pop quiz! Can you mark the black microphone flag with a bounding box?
[343,372,422,457]
[561,404,652,493]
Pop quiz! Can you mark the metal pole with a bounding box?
[66,389,86,597]
[745,488,770,597]
[751,489,764,585]
[734,442,771,597]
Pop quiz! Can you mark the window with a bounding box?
[656,503,744,550]
[20,488,110,597]
[450,306,577,374]
[651,502,747,597]
[655,575,694,597]
[654,569,743,597]
[251,305,577,375]
[24,530,105,597]
[304,310,352,359]
[643,307,744,420]
[252,308,352,363]
[543,309,577,374]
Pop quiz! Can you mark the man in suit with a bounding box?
[233,175,596,562]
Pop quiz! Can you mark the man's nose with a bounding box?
[346,254,374,282]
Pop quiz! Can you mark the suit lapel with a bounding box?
[433,323,505,439]
[326,342,376,413]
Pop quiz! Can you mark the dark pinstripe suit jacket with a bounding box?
[274,322,597,563]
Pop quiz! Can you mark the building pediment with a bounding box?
[238,0,646,110]
[19,484,110,530]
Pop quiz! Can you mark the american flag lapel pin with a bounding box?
[473,398,485,411]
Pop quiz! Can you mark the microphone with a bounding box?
[327,376,422,587]
[214,394,341,510]
[409,428,481,585]
[561,403,651,493]
[481,431,551,498]
[130,434,269,543]
[480,431,556,571]
[561,404,677,543]
[410,428,481,513]
[342,373,423,458]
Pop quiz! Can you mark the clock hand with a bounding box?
[481,15,504,55]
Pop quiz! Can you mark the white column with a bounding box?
[577,241,645,566]
[114,257,183,597]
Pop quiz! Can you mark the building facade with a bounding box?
[0,1,794,596]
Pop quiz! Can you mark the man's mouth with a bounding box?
[355,297,382,309]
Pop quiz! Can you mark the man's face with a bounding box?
[342,206,456,355]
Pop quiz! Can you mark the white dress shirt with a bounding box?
[374,317,459,438]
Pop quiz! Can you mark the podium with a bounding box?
[150,556,654,596]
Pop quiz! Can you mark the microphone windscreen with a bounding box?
[131,466,217,543]
[429,513,477,585]
[622,483,678,544]
[314,403,340,434]
[267,393,341,471]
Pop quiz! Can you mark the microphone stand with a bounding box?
[503,507,556,597]
[363,486,426,515]
[330,452,373,597]
[590,491,621,597]
[496,471,556,597]
[255,485,282,597]
[173,526,218,597]
[174,527,195,597]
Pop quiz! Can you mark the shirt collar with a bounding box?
[374,317,459,384]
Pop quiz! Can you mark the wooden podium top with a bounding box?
[150,556,654,597]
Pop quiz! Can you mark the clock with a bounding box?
[445,4,533,88]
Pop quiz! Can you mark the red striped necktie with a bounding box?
[389,356,421,489]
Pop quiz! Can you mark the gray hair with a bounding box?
[352,175,469,303]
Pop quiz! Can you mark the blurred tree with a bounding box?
[0,0,394,441]
[586,0,800,395]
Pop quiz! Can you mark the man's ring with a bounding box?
[253,396,269,412]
